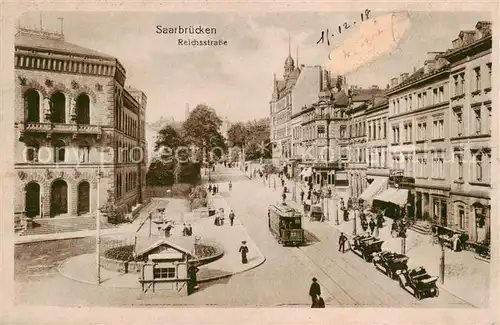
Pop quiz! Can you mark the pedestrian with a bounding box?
[282,192,286,203]
[188,265,199,294]
[340,198,345,210]
[300,189,305,202]
[229,210,235,226]
[208,184,212,192]
[163,223,174,237]
[309,277,321,307]
[187,224,193,236]
[281,178,285,187]
[182,223,188,236]
[212,186,216,196]
[215,185,219,193]
[347,197,353,210]
[361,218,368,232]
[239,240,249,264]
[338,232,347,253]
[369,218,376,235]
[343,208,349,221]
[229,181,232,191]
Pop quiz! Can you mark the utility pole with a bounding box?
[440,239,445,284]
[95,168,104,285]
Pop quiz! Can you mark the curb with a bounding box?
[197,255,267,283]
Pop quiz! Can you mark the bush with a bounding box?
[100,190,127,224]
[103,245,135,261]
[188,185,208,211]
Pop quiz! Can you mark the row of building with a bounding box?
[269,21,492,243]
[14,27,148,222]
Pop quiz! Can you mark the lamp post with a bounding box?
[95,168,104,285]
[333,189,340,225]
[352,205,357,236]
[439,236,445,284]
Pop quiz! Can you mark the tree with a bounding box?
[227,122,248,148]
[183,104,223,151]
[154,124,184,153]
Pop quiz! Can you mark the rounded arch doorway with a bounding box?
[77,181,90,215]
[51,179,68,217]
[25,182,41,218]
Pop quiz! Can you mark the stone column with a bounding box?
[42,182,51,218]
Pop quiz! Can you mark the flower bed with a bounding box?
[101,242,223,273]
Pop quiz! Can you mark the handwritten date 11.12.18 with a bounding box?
[317,9,372,46]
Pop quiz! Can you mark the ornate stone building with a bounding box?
[14,27,147,224]
[270,46,300,170]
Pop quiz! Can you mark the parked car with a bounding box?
[372,251,409,279]
[397,267,439,300]
[350,234,384,261]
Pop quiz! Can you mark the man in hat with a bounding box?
[187,224,193,236]
[338,232,347,253]
[239,240,249,264]
[309,277,321,307]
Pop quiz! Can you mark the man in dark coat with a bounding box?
[300,189,305,202]
[338,232,347,253]
[309,277,321,307]
[229,210,235,226]
[369,218,376,235]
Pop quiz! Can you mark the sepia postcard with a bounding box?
[0,1,498,324]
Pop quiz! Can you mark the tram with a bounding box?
[268,203,304,246]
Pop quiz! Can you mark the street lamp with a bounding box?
[352,205,357,236]
[95,168,104,285]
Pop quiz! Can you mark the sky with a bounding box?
[19,11,491,124]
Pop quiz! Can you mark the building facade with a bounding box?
[15,27,147,223]
[270,49,300,170]
[442,21,492,243]
[383,21,492,243]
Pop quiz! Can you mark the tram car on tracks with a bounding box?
[350,234,384,261]
[268,203,304,246]
[397,267,439,300]
[372,251,409,279]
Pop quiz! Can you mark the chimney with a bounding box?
[390,77,399,87]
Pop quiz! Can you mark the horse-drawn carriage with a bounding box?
[350,234,384,261]
[397,267,439,300]
[372,251,409,279]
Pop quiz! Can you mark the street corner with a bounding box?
[57,253,140,289]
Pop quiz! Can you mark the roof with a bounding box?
[333,90,349,106]
[350,88,385,102]
[15,29,115,60]
[134,236,196,258]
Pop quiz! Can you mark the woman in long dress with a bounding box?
[239,241,249,264]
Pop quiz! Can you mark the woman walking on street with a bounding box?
[239,241,249,264]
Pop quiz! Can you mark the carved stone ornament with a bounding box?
[59,171,65,178]
[18,76,27,86]
[45,79,54,87]
[45,169,53,179]
[71,80,79,90]
[95,83,103,91]
[18,171,27,181]
[73,168,81,179]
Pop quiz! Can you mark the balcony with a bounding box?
[17,122,103,140]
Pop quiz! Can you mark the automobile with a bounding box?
[372,251,409,279]
[397,267,439,300]
[350,234,384,261]
[310,205,324,222]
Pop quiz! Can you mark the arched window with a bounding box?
[76,94,90,124]
[25,90,40,122]
[53,140,66,162]
[51,92,66,123]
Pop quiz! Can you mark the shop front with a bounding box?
[359,176,388,206]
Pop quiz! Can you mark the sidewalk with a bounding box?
[57,195,266,288]
[251,173,490,308]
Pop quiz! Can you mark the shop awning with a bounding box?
[373,188,409,206]
[359,177,388,202]
[300,167,312,177]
